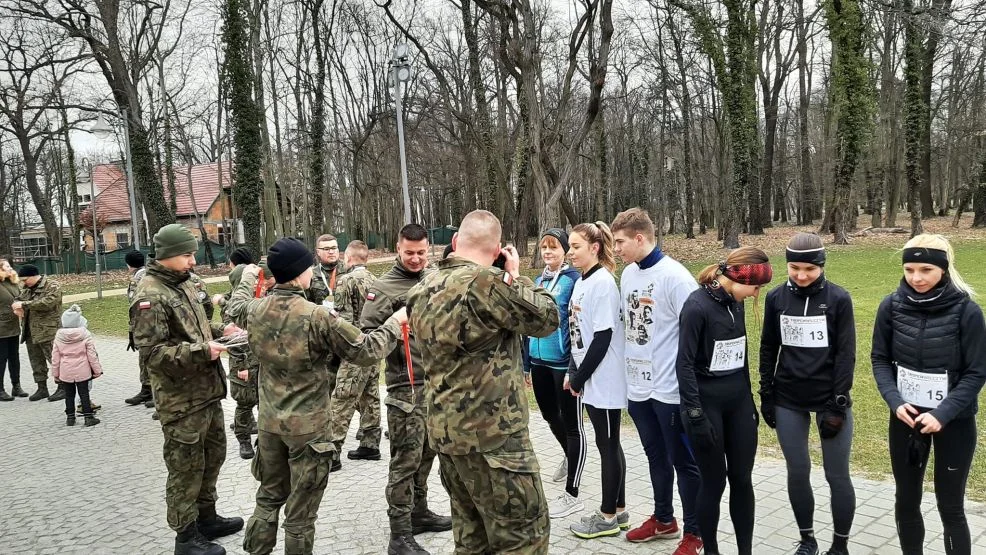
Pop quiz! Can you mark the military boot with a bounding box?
[29,382,48,401]
[48,383,66,402]
[411,509,453,534]
[174,522,226,555]
[238,438,255,460]
[387,534,430,555]
[11,383,27,397]
[347,446,382,460]
[0,389,12,401]
[144,399,155,408]
[196,507,244,540]
[125,384,152,405]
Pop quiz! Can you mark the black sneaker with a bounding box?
[347,446,382,460]
[822,548,849,555]
[794,538,819,555]
[66,415,76,426]
[411,509,453,534]
[0,390,12,402]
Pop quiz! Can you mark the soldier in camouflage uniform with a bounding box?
[124,250,154,407]
[225,238,406,555]
[130,224,243,555]
[220,264,261,460]
[406,210,560,554]
[361,224,452,555]
[307,233,349,405]
[12,264,64,402]
[327,240,382,461]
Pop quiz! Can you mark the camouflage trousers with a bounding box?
[138,356,148,387]
[230,377,259,440]
[386,387,437,534]
[26,340,51,384]
[328,361,381,450]
[161,402,227,531]
[437,430,550,554]
[243,430,335,555]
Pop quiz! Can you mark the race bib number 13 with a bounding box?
[710,337,746,373]
[897,365,948,409]
[780,315,828,348]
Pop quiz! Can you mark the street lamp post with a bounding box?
[80,158,101,299]
[90,109,142,250]
[389,44,413,225]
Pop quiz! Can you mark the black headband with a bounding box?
[786,246,826,266]
[902,247,948,271]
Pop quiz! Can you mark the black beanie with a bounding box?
[125,250,145,268]
[17,264,40,278]
[541,228,570,253]
[230,247,254,266]
[267,238,313,283]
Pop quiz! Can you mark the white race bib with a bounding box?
[710,336,746,373]
[780,315,828,348]
[626,357,654,387]
[898,365,948,409]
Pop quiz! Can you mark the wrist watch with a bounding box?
[687,407,704,419]
[834,394,849,408]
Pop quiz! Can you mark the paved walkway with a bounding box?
[2,335,984,554]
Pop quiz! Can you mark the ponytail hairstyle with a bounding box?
[571,221,617,273]
[697,246,771,285]
[903,234,976,297]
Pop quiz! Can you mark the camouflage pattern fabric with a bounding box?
[19,275,62,345]
[328,265,381,450]
[384,387,436,534]
[437,430,550,554]
[189,271,215,320]
[27,341,52,384]
[307,261,347,309]
[405,257,559,553]
[161,402,226,531]
[126,267,147,385]
[221,289,260,441]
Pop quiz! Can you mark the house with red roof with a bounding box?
[80,160,242,252]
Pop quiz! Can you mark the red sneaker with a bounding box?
[625,515,680,542]
[673,532,704,555]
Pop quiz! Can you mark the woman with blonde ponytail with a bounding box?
[872,233,986,555]
[565,222,629,540]
[677,246,773,555]
[0,256,25,401]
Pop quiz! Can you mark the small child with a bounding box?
[52,304,103,427]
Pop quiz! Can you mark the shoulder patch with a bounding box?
[502,273,513,286]
[139,301,151,310]
[366,292,376,301]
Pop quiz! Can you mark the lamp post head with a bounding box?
[89,113,114,140]
[394,43,409,60]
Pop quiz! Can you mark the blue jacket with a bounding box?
[525,266,580,371]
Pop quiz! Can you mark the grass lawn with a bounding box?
[77,242,986,498]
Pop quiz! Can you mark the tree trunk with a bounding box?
[902,0,924,237]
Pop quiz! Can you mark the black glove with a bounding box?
[906,421,932,469]
[684,409,718,453]
[760,391,776,429]
[818,409,845,439]
[127,331,136,352]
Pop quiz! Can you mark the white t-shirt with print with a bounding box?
[621,256,698,404]
[570,267,627,409]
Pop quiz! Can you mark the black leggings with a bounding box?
[64,380,93,417]
[585,404,625,515]
[530,364,586,497]
[889,415,976,555]
[693,372,758,555]
[0,335,20,387]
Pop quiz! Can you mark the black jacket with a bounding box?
[676,284,751,412]
[360,258,430,391]
[759,277,856,412]
[871,278,986,426]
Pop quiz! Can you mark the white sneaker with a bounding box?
[552,456,568,482]
[549,492,584,519]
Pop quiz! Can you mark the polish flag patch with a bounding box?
[366,292,376,301]
[139,301,151,310]
[502,273,513,286]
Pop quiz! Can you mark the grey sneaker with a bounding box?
[552,456,568,482]
[548,492,584,519]
[571,511,621,539]
[617,510,631,530]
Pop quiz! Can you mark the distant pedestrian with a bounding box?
[872,233,986,555]
[51,304,103,427]
[0,256,26,401]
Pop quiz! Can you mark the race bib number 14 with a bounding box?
[710,337,746,373]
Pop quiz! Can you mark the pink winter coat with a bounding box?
[52,328,104,383]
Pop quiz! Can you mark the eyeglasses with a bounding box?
[317,247,339,252]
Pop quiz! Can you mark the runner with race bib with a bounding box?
[872,234,986,555]
[676,246,772,555]
[759,233,856,555]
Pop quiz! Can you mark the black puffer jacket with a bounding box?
[759,276,856,412]
[871,278,986,426]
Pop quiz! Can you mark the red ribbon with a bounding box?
[255,269,265,298]
[402,322,414,394]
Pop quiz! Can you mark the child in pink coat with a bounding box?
[52,304,103,427]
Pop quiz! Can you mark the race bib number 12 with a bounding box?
[626,357,653,387]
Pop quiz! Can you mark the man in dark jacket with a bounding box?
[13,264,63,401]
[360,224,452,555]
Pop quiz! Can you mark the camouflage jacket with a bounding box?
[19,276,63,344]
[220,273,263,382]
[406,257,559,455]
[360,259,431,391]
[226,269,401,436]
[130,261,227,425]
[335,265,375,326]
[126,267,146,303]
[0,280,21,338]
[188,271,215,320]
[306,261,348,308]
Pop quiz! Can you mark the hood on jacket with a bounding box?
[55,327,89,344]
